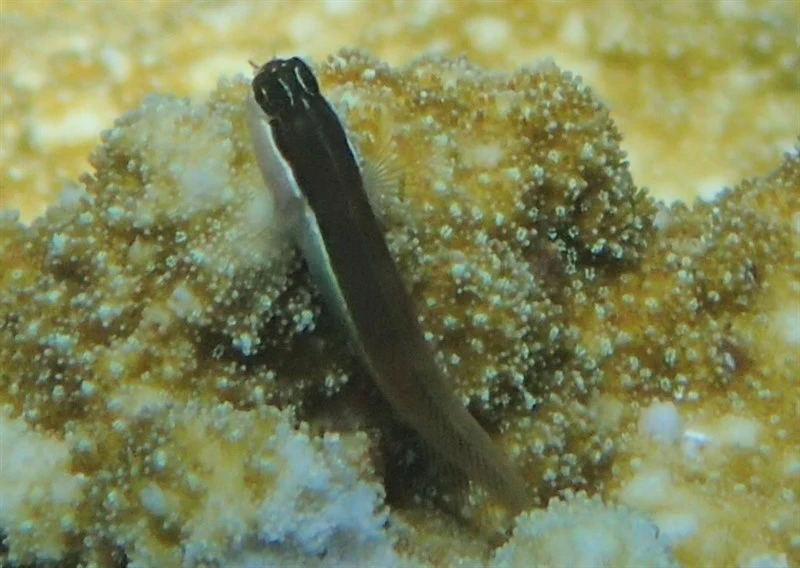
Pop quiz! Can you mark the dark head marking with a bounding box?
[251,57,320,120]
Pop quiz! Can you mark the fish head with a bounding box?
[251,57,320,122]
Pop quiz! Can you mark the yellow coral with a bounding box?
[1,1,796,220]
[326,53,655,514]
[1,45,797,567]
[0,73,392,566]
[600,148,800,568]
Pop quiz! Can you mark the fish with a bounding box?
[245,56,529,514]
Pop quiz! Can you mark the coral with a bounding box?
[0,404,395,567]
[0,75,390,566]
[491,490,677,568]
[0,409,84,562]
[0,88,352,422]
[595,147,800,567]
[328,52,656,517]
[1,47,797,567]
[0,47,654,563]
[581,146,799,566]
[578,144,799,401]
[1,1,795,221]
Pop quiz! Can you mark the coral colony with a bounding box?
[1,50,798,567]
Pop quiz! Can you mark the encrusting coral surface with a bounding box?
[0,48,797,568]
[2,1,797,220]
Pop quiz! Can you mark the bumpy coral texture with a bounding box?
[3,1,796,220]
[0,71,396,566]
[605,150,800,567]
[325,52,655,513]
[491,490,677,568]
[1,50,797,567]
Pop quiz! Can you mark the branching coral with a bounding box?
[0,48,796,567]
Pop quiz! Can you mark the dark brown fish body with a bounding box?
[246,57,529,514]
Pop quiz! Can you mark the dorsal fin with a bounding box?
[360,113,405,231]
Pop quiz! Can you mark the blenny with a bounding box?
[246,56,529,514]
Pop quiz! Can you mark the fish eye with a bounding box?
[252,67,294,118]
[289,57,319,96]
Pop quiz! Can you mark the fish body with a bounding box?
[246,57,529,513]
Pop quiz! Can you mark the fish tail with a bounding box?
[390,368,531,516]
